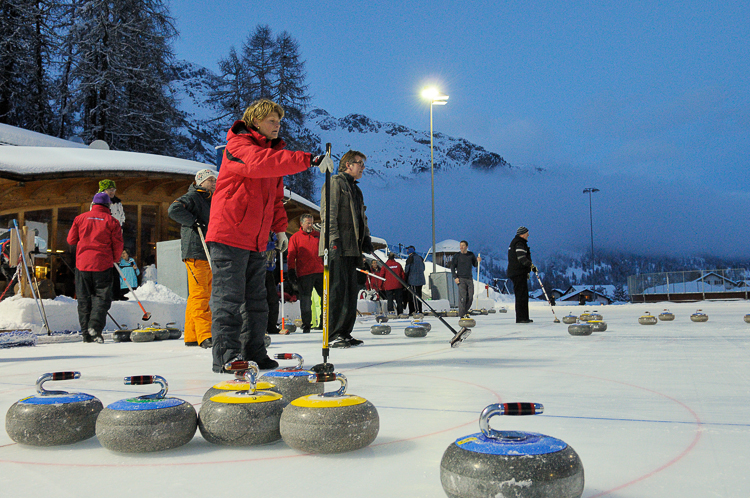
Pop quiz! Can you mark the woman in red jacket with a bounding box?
[206,99,320,373]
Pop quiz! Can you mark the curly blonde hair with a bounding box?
[242,99,285,129]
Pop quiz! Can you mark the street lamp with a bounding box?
[421,87,448,273]
[583,187,599,293]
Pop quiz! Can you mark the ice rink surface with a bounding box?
[2,300,749,498]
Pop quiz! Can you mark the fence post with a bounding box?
[666,272,670,302]
[701,269,705,301]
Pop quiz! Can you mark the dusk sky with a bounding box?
[169,1,750,257]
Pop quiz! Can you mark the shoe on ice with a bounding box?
[200,338,213,349]
[185,341,199,347]
[82,334,93,343]
[331,337,352,348]
[347,337,364,346]
[92,335,104,344]
[302,328,311,334]
[254,356,279,370]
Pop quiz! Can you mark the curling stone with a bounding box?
[587,312,603,321]
[397,314,410,319]
[562,314,577,324]
[691,310,709,322]
[744,314,750,324]
[412,313,424,320]
[458,317,476,328]
[199,361,284,446]
[260,353,325,405]
[638,313,658,325]
[264,334,272,348]
[294,318,304,328]
[578,311,592,321]
[370,324,392,335]
[96,375,197,453]
[488,308,496,314]
[203,360,280,403]
[375,314,389,323]
[112,328,132,342]
[659,310,675,321]
[568,322,593,336]
[589,320,608,332]
[280,372,379,454]
[447,310,459,317]
[6,372,103,446]
[405,324,429,337]
[480,308,489,315]
[130,327,155,342]
[166,322,182,339]
[282,323,297,334]
[440,403,584,498]
[146,323,170,341]
[498,307,507,313]
[413,320,431,332]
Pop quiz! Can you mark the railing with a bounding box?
[628,268,749,302]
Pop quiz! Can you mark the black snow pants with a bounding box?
[385,288,404,315]
[329,251,359,340]
[75,268,113,337]
[209,242,269,373]
[458,277,474,317]
[298,272,323,329]
[511,274,530,322]
[265,271,280,334]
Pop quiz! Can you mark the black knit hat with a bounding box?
[517,226,529,235]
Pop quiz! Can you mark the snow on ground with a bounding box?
[1,300,750,498]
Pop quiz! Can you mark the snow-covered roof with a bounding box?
[559,285,615,301]
[434,239,461,253]
[0,123,87,148]
[0,146,214,181]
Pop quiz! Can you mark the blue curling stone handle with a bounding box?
[454,432,568,456]
[19,393,96,405]
[263,369,310,378]
[107,397,185,411]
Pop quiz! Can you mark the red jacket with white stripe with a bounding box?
[67,204,124,272]
[287,228,324,277]
[206,121,311,252]
[379,259,406,291]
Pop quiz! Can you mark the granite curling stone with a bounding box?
[376,314,389,323]
[112,328,132,342]
[498,307,507,313]
[744,314,750,324]
[166,322,182,339]
[6,371,103,446]
[96,374,197,453]
[405,324,429,338]
[146,323,170,341]
[447,310,459,318]
[562,314,578,324]
[282,323,297,334]
[370,324,392,335]
[440,402,584,498]
[568,322,593,336]
[264,334,272,348]
[488,308,496,314]
[294,318,304,328]
[129,327,155,342]
[587,312,603,321]
[412,313,425,320]
[578,311,592,321]
[659,310,675,321]
[412,320,431,332]
[203,360,280,403]
[259,353,324,406]
[199,361,284,446]
[458,317,476,328]
[280,372,379,454]
[588,320,608,332]
[690,310,709,322]
[480,308,489,315]
[638,313,658,325]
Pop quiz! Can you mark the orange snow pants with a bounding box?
[184,258,212,345]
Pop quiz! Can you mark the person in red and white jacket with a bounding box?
[379,253,406,315]
[206,98,323,373]
[287,213,324,334]
[67,192,124,343]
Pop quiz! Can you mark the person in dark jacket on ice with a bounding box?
[507,226,537,323]
[168,168,216,349]
[206,99,319,372]
[404,246,426,315]
[67,193,124,343]
[450,240,481,318]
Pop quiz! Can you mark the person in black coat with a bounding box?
[507,226,536,323]
[450,240,481,318]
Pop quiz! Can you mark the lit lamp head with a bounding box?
[421,87,449,104]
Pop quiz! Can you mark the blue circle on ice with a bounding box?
[262,369,310,378]
[19,393,96,405]
[107,397,185,411]
[454,431,568,456]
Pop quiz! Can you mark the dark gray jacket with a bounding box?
[450,251,478,280]
[168,184,212,261]
[319,172,371,257]
[405,253,426,286]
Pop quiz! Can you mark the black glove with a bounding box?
[361,236,374,254]
[311,154,324,166]
[193,220,207,232]
[530,264,538,273]
[356,261,368,285]
[286,269,297,285]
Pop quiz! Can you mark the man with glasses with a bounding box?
[319,151,374,348]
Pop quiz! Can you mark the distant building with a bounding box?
[558,285,614,305]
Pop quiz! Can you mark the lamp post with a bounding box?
[421,87,448,273]
[583,187,599,292]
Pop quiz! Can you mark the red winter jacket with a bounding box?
[287,228,324,277]
[379,259,406,291]
[206,121,311,252]
[67,204,124,272]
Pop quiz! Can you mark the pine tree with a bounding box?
[64,0,185,154]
